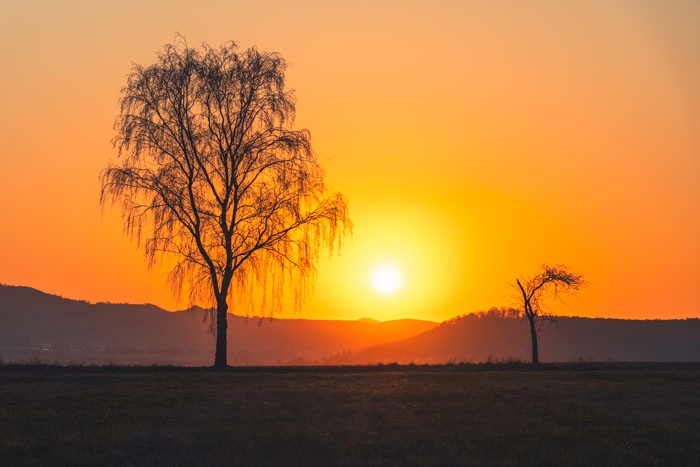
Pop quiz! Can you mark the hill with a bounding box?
[331,310,700,364]
[0,284,436,365]
[3,285,699,365]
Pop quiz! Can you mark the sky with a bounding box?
[1,1,699,322]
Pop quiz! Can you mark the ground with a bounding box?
[1,363,699,466]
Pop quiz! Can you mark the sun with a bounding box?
[371,265,402,295]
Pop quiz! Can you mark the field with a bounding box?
[1,363,699,466]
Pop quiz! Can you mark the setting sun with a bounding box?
[371,265,401,295]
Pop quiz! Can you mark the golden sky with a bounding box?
[1,1,699,322]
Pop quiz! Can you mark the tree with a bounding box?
[515,264,584,364]
[100,38,350,368]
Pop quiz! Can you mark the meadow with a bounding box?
[1,363,699,466]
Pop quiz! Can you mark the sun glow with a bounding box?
[371,265,401,295]
[307,199,469,322]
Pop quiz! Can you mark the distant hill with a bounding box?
[0,284,436,365]
[2,285,699,365]
[330,310,700,364]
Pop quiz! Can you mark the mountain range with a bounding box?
[1,284,698,365]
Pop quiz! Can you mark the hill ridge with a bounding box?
[2,284,699,365]
[0,284,437,365]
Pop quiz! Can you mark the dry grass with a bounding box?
[1,363,699,466]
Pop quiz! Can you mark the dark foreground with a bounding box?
[1,363,699,466]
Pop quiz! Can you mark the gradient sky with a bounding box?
[1,1,699,322]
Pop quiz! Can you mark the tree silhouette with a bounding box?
[100,37,351,368]
[515,264,584,364]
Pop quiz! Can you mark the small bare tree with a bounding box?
[515,264,584,364]
[100,37,350,368]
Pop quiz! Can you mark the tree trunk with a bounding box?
[529,318,539,364]
[214,296,228,369]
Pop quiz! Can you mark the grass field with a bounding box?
[1,363,699,466]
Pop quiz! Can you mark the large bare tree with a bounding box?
[100,38,350,368]
[515,264,584,364]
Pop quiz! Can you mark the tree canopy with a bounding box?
[101,38,351,367]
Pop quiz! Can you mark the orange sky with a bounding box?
[1,1,699,322]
